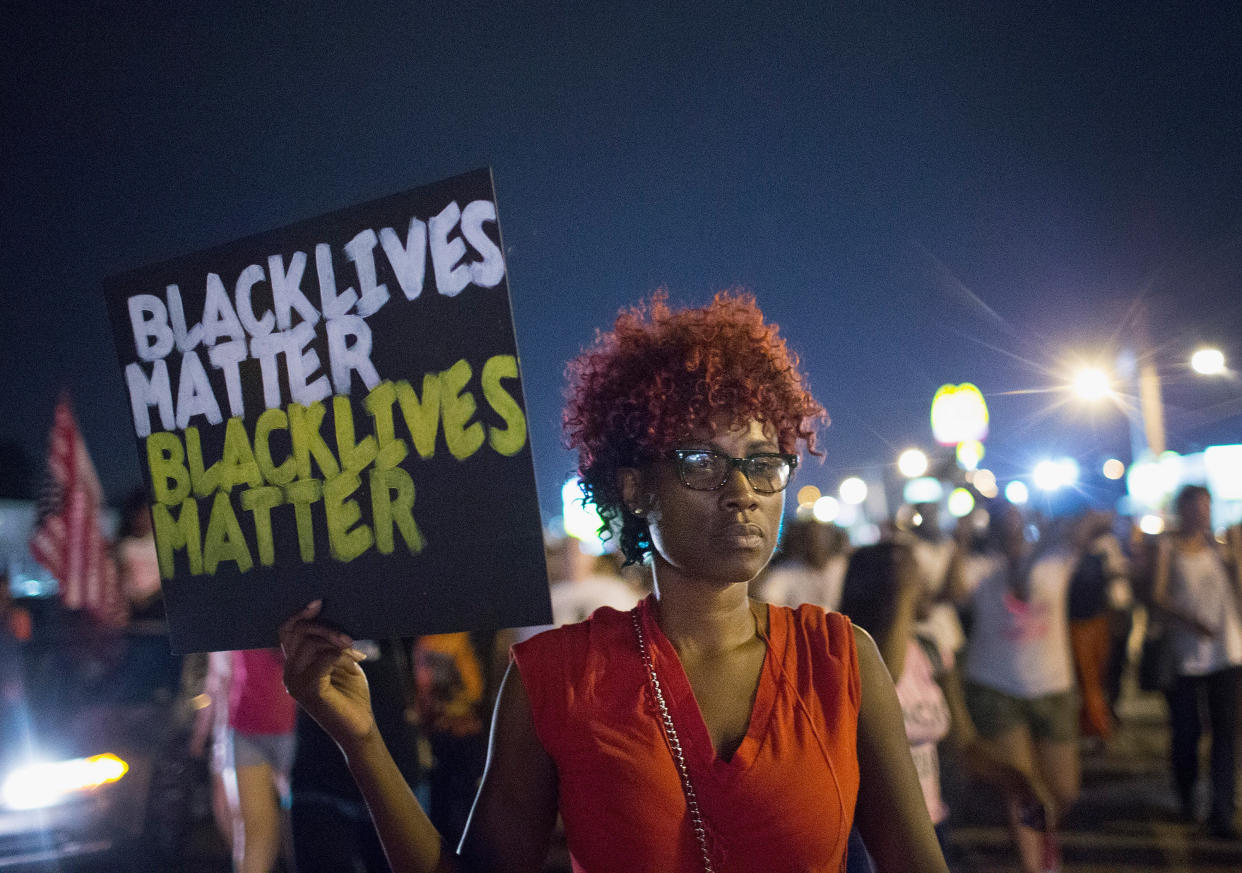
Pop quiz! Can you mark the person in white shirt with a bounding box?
[1151,485,1242,839]
[950,502,1080,873]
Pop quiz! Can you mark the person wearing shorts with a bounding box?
[964,684,1079,745]
[226,648,297,873]
[954,503,1081,873]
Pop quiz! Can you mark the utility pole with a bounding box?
[1122,302,1166,460]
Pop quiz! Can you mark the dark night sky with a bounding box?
[3,2,1241,520]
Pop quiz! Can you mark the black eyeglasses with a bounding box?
[668,449,798,493]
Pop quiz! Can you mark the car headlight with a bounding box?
[1,754,130,811]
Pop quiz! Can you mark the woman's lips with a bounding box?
[713,523,765,549]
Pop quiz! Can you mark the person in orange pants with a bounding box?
[1067,512,1130,741]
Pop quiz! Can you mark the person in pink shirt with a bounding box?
[218,647,297,873]
[840,542,1048,870]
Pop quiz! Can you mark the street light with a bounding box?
[1072,367,1113,400]
[1004,480,1030,505]
[1074,333,1227,461]
[812,495,840,523]
[1139,514,1165,535]
[1102,458,1125,480]
[796,485,822,507]
[1190,347,1226,376]
[947,488,975,518]
[1033,458,1079,491]
[897,448,929,478]
[839,477,868,505]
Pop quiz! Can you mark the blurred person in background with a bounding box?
[543,534,643,627]
[291,638,422,872]
[1102,516,1142,719]
[1150,485,1242,838]
[191,650,236,854]
[115,489,161,623]
[1066,510,1130,744]
[412,630,495,850]
[949,501,1080,873]
[114,488,180,702]
[841,542,1048,871]
[215,648,297,873]
[907,502,968,667]
[753,517,849,611]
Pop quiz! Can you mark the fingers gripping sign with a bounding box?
[279,600,378,747]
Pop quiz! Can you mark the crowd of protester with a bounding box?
[6,475,1241,873]
[753,487,1242,872]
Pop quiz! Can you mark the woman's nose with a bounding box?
[719,467,759,509]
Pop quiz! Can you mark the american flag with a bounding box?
[29,394,126,626]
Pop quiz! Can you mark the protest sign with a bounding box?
[105,169,551,652]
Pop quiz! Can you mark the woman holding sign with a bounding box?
[281,292,947,872]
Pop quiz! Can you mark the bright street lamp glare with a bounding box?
[897,448,929,478]
[1191,347,1226,376]
[1139,514,1165,536]
[1033,457,1079,491]
[812,496,840,524]
[1004,480,1029,505]
[1033,461,1060,491]
[1072,367,1112,400]
[947,488,975,518]
[839,477,868,505]
[796,485,822,506]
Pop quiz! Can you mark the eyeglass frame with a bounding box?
[666,448,799,493]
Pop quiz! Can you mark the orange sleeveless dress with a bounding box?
[512,595,861,873]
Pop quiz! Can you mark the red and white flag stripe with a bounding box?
[29,394,125,626]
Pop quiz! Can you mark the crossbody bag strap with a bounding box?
[630,607,715,873]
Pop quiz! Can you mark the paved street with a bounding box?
[945,684,1242,873]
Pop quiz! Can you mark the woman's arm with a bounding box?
[280,603,558,873]
[851,626,949,873]
[458,663,559,873]
[345,662,558,873]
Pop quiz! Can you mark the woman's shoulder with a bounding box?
[774,600,852,625]
[510,602,643,743]
[512,602,638,666]
[767,601,858,655]
[766,602,863,710]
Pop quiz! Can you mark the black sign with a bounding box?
[105,169,551,652]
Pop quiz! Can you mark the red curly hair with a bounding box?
[563,290,827,563]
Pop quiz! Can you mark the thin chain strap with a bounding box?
[631,608,715,873]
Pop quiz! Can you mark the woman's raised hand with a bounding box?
[279,600,377,748]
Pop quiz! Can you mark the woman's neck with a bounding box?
[650,568,759,656]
